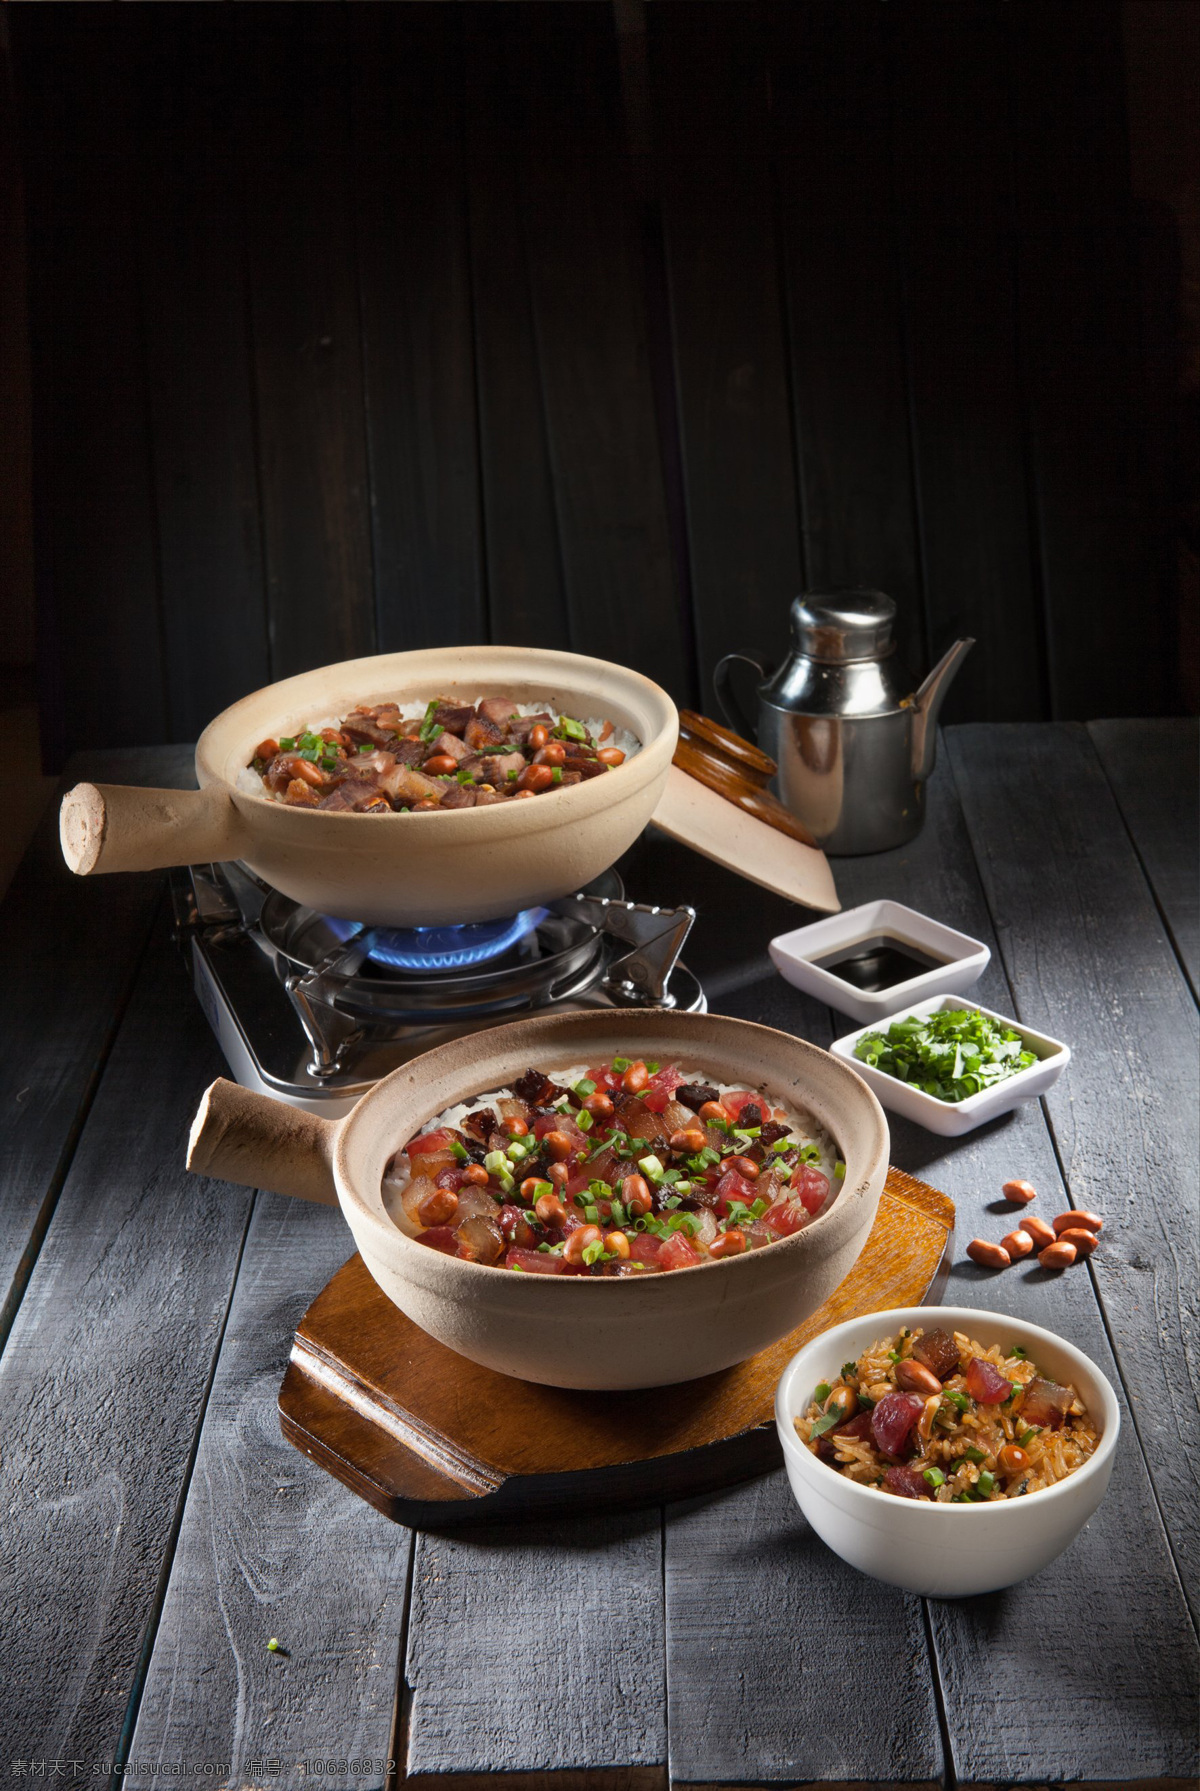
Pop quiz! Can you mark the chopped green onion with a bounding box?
[505,1139,527,1160]
[887,1349,902,1364]
[574,1079,596,1097]
[813,1382,831,1404]
[584,1204,600,1225]
[279,737,296,752]
[456,770,475,785]
[550,766,563,785]
[646,1061,660,1074]
[612,1056,631,1072]
[1010,1344,1028,1359]
[267,1637,279,1652]
[557,716,587,741]
[576,1109,593,1133]
[610,1200,626,1228]
[809,1411,842,1438]
[977,1470,996,1496]
[484,1150,508,1176]
[942,1389,970,1412]
[1018,1427,1041,1447]
[506,769,518,781]
[449,1140,469,1162]
[964,1445,987,1464]
[528,1180,553,1202]
[834,1160,846,1180]
[842,1361,858,1379]
[772,1139,792,1155]
[358,742,372,754]
[638,1154,665,1180]
[923,1467,946,1489]
[581,1240,605,1266]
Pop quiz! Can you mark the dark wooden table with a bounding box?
[3,721,1197,1788]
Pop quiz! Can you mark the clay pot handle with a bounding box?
[60,781,248,877]
[187,1078,340,1207]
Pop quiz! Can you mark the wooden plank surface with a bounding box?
[127,1198,409,1780]
[630,739,1198,1788]
[465,7,572,651]
[1089,718,1199,1000]
[771,0,928,679]
[12,9,166,764]
[401,1511,666,1788]
[350,8,485,654]
[948,722,1200,1630]
[888,7,1044,725]
[236,8,375,679]
[135,12,270,744]
[519,6,686,698]
[647,4,804,705]
[0,919,253,1762]
[0,747,193,1352]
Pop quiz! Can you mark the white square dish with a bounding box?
[769,899,990,1025]
[829,993,1070,1136]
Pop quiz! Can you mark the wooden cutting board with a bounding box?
[278,1168,953,1527]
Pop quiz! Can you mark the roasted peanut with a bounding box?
[709,1229,747,1258]
[605,1231,631,1259]
[720,1155,760,1181]
[596,747,626,767]
[534,1192,566,1227]
[1000,1228,1035,1260]
[528,724,549,750]
[502,1116,529,1138]
[416,1187,458,1227]
[518,763,555,793]
[966,1238,1012,1269]
[1002,1179,1037,1204]
[1053,1209,1103,1236]
[621,1060,650,1093]
[997,1444,1031,1477]
[255,738,280,761]
[1021,1215,1057,1251]
[563,1224,602,1265]
[824,1386,858,1423]
[423,754,458,776]
[620,1174,652,1217]
[698,1100,730,1124]
[1038,1240,1077,1270]
[411,798,441,811]
[291,758,327,788]
[547,1162,571,1189]
[533,741,567,767]
[867,1382,893,1403]
[1059,1227,1098,1258]
[895,1359,943,1396]
[582,1091,615,1121]
[669,1127,708,1155]
[543,1130,574,1161]
[462,1163,490,1187]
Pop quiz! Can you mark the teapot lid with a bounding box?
[792,589,895,663]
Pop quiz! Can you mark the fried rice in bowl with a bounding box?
[775,1306,1119,1597]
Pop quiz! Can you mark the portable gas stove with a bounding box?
[171,862,705,1115]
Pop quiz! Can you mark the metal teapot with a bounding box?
[714,591,973,856]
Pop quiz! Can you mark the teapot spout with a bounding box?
[909,638,974,782]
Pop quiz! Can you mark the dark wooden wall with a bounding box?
[10,2,1184,767]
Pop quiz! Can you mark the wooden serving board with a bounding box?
[279,1167,953,1527]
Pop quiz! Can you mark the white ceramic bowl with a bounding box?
[775,1305,1119,1597]
[829,993,1070,1137]
[769,899,990,1026]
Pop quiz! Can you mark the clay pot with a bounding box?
[187,1009,889,1389]
[59,645,677,926]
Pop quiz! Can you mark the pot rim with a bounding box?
[329,1008,890,1291]
[194,644,678,831]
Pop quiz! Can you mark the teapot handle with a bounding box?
[713,650,772,744]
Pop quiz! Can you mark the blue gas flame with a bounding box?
[324,907,549,972]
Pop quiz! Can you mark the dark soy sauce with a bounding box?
[811,933,952,993]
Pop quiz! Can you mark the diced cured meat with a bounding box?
[629,1233,663,1265]
[513,1068,559,1106]
[431,730,471,762]
[341,710,401,747]
[432,702,475,735]
[712,1169,757,1217]
[1019,1375,1073,1430]
[674,1082,720,1111]
[792,1166,830,1215]
[408,1127,455,1155]
[477,696,522,727]
[416,1226,459,1256]
[965,1356,1013,1404]
[761,1200,807,1237]
[911,1327,961,1382]
[464,714,506,750]
[504,1246,566,1275]
[870,1391,924,1458]
[658,1232,702,1271]
[460,1107,496,1145]
[438,782,477,809]
[506,712,555,743]
[884,1464,934,1500]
